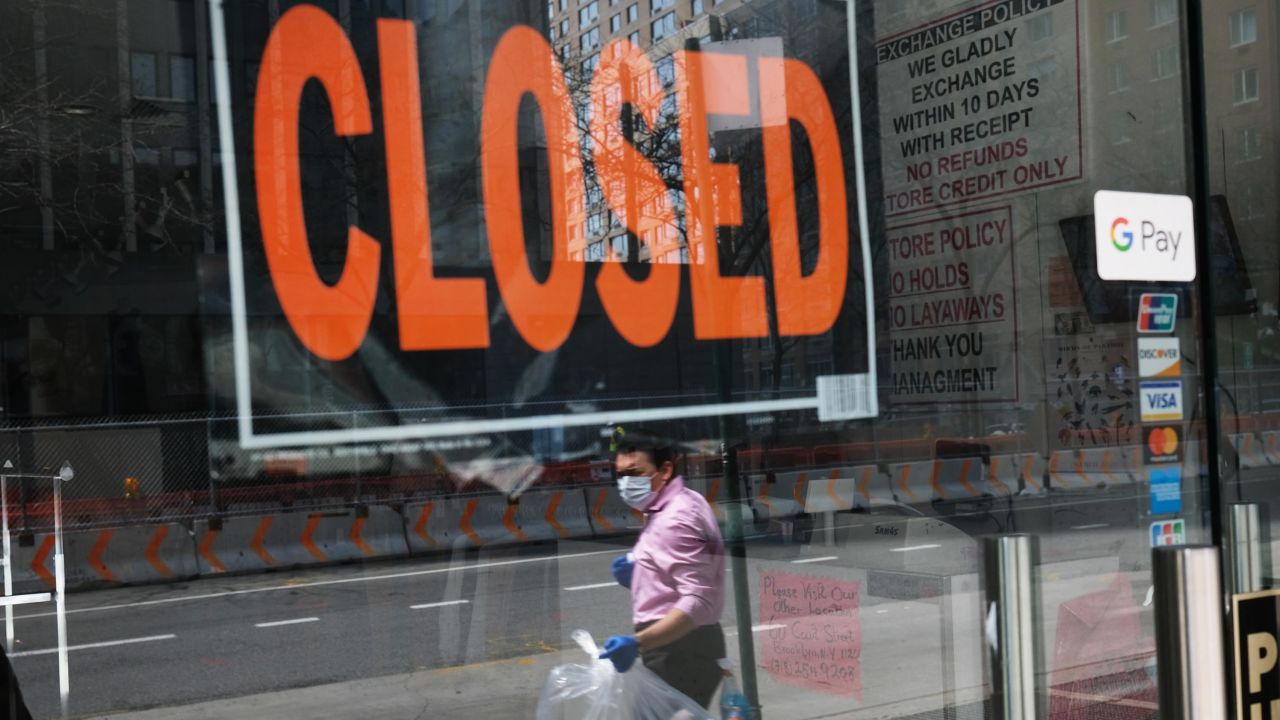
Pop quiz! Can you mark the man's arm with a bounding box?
[636,607,697,651]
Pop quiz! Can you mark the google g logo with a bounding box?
[1110,217,1133,252]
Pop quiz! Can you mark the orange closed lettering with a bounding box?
[675,51,768,340]
[590,40,680,347]
[481,27,585,352]
[254,5,380,362]
[378,19,489,350]
[760,57,848,336]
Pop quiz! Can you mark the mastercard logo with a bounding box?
[1148,427,1179,456]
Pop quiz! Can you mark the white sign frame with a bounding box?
[209,2,879,449]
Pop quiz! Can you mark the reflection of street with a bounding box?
[9,492,1174,720]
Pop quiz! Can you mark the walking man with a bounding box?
[599,427,727,709]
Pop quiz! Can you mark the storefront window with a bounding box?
[0,0,1272,718]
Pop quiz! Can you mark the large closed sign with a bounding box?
[1234,589,1280,718]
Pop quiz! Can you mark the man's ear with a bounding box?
[659,460,676,482]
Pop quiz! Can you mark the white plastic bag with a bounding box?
[536,630,715,720]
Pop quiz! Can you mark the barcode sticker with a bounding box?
[816,374,875,421]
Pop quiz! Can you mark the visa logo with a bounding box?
[1140,380,1184,422]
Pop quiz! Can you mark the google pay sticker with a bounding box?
[1139,380,1184,422]
[1137,337,1181,378]
[1095,191,1196,282]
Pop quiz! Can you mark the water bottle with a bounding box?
[718,658,750,720]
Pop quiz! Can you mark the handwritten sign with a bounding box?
[758,570,862,698]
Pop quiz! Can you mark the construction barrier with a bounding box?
[405,490,594,553]
[750,472,806,520]
[23,523,200,589]
[685,477,755,527]
[584,485,645,536]
[195,506,408,574]
[887,461,933,505]
[990,453,1046,496]
[1047,447,1135,490]
[1230,432,1270,470]
[930,458,986,501]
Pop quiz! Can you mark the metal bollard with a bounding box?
[1228,503,1264,595]
[983,534,1040,720]
[1152,545,1227,720]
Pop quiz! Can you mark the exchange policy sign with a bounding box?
[875,0,1083,216]
[209,3,877,449]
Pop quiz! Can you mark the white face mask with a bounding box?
[618,474,657,511]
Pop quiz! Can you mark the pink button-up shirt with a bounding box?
[630,476,726,627]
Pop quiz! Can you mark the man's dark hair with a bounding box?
[610,426,675,468]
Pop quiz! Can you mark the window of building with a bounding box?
[627,4,638,23]
[130,52,158,97]
[1027,12,1052,41]
[692,0,704,13]
[629,30,640,44]
[656,54,676,87]
[169,55,196,102]
[1231,8,1257,47]
[548,2,555,18]
[651,12,676,40]
[1234,67,1259,104]
[561,18,569,35]
[581,27,600,51]
[611,14,621,32]
[1151,0,1177,27]
[1238,127,1263,161]
[652,0,675,12]
[1109,63,1129,93]
[1105,10,1127,42]
[1027,56,1058,81]
[579,1,598,26]
[1154,45,1180,79]
[582,52,600,75]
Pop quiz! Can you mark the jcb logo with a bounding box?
[252,6,850,361]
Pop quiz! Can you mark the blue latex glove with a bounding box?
[599,635,640,673]
[611,554,634,588]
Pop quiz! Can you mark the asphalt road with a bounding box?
[6,486,1187,720]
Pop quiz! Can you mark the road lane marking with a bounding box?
[1071,523,1110,530]
[16,548,618,620]
[10,634,176,658]
[411,600,471,610]
[790,556,839,565]
[564,582,617,591]
[254,617,319,628]
[889,544,941,553]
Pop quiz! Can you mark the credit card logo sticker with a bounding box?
[1144,425,1183,465]
[1138,337,1182,378]
[1150,518,1185,547]
[1149,467,1182,514]
[1137,293,1178,333]
[1140,380,1184,422]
